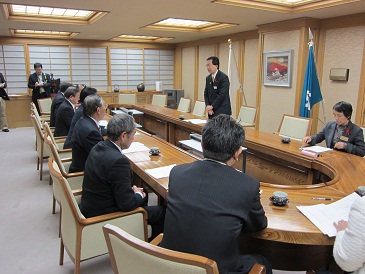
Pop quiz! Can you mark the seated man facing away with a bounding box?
[63,87,98,149]
[160,114,272,274]
[69,94,105,173]
[80,113,165,240]
[54,86,80,137]
[50,82,72,127]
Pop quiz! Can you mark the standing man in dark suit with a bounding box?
[303,101,365,157]
[28,62,51,114]
[63,87,98,149]
[54,86,80,137]
[161,114,272,274]
[0,72,9,132]
[69,94,105,173]
[80,113,165,240]
[50,82,72,127]
[204,56,232,119]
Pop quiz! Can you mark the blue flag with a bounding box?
[299,44,322,118]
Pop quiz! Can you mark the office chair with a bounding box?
[151,94,167,107]
[193,101,206,117]
[48,163,148,274]
[277,114,312,142]
[177,97,191,112]
[37,97,52,115]
[118,94,137,105]
[236,106,258,127]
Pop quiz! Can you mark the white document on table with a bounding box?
[297,192,359,237]
[179,139,203,152]
[145,164,176,179]
[184,119,207,124]
[122,142,150,154]
[99,120,108,127]
[301,146,332,153]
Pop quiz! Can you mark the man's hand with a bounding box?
[132,185,146,198]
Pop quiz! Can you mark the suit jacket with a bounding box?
[310,121,365,157]
[69,116,103,173]
[28,72,51,99]
[50,92,65,127]
[63,106,84,149]
[54,99,74,137]
[0,73,9,101]
[204,70,232,118]
[160,160,267,274]
[80,139,145,218]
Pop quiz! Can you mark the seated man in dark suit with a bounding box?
[69,94,105,173]
[54,86,80,137]
[50,82,72,127]
[160,114,272,274]
[63,87,98,149]
[80,113,165,240]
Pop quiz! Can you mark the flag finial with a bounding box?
[228,39,232,44]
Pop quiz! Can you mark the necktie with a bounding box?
[212,75,215,83]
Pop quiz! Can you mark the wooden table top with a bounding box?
[123,104,365,246]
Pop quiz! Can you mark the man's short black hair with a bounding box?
[207,56,220,69]
[80,87,97,103]
[60,82,72,93]
[34,63,43,69]
[333,101,353,119]
[202,114,245,162]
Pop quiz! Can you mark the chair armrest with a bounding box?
[58,148,72,153]
[81,207,147,225]
[60,158,72,163]
[54,136,67,140]
[63,171,84,178]
[150,233,163,246]
[249,263,266,274]
[72,188,82,196]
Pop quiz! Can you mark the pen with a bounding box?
[312,197,333,200]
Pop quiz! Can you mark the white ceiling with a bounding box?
[1,0,365,44]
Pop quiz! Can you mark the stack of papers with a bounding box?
[145,164,176,179]
[297,192,359,237]
[184,119,207,124]
[122,142,150,154]
[301,146,332,153]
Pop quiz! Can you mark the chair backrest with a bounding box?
[43,121,58,146]
[30,114,43,156]
[177,97,191,112]
[151,94,167,107]
[37,98,52,115]
[118,94,137,105]
[44,137,69,176]
[236,106,257,127]
[30,114,49,158]
[103,224,219,274]
[193,101,206,117]
[277,114,312,141]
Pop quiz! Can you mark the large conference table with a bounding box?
[116,104,365,271]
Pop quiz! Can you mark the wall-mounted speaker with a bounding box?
[329,68,349,81]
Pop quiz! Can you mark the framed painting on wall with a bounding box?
[263,50,293,87]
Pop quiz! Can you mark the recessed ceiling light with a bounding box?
[212,0,360,13]
[111,34,174,43]
[10,29,78,39]
[2,4,108,25]
[143,17,237,32]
